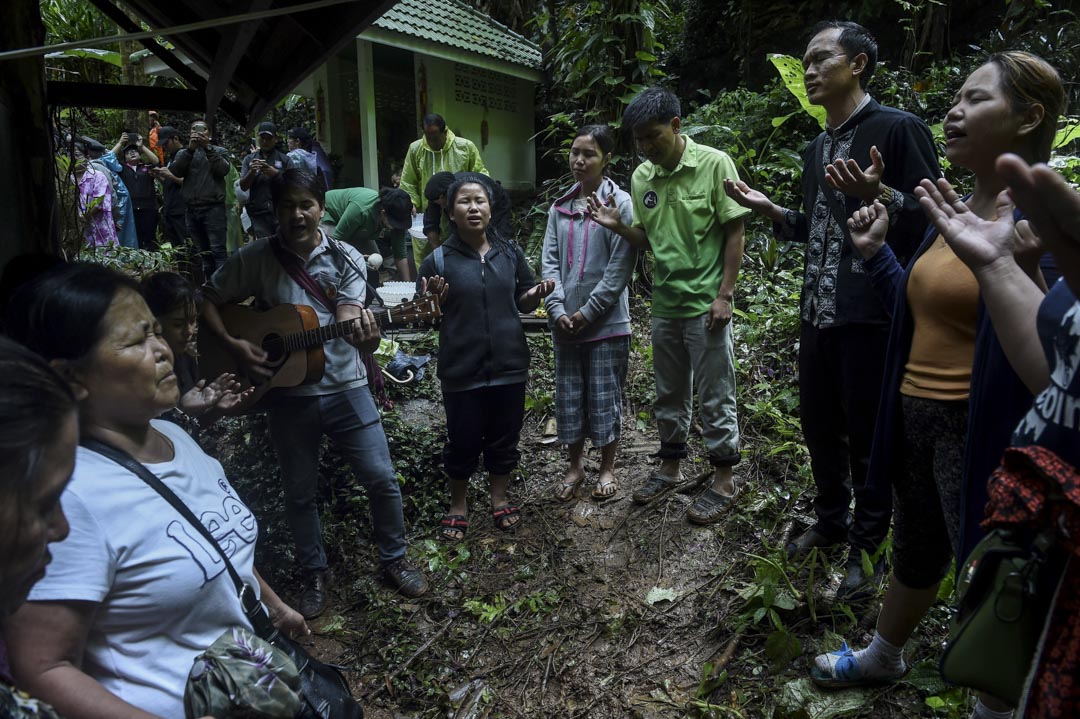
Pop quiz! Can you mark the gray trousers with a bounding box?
[267,386,406,571]
[651,314,740,466]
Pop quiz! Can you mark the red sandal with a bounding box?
[491,505,521,531]
[439,514,469,542]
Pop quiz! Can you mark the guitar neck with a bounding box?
[284,307,396,350]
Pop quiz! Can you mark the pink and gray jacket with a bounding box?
[541,177,636,343]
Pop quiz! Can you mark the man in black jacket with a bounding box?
[171,119,232,277]
[151,126,192,261]
[725,21,940,599]
[240,121,295,238]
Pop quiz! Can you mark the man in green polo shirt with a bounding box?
[589,86,749,524]
[321,186,414,280]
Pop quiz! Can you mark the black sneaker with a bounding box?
[384,557,429,598]
[298,570,329,619]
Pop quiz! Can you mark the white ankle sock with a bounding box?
[971,699,1013,719]
[852,632,906,677]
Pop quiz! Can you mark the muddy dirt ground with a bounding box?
[221,344,964,719]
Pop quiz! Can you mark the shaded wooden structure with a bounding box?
[0,0,394,264]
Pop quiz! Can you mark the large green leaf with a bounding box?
[768,53,826,130]
[776,678,873,719]
[1055,118,1080,149]
[45,47,122,67]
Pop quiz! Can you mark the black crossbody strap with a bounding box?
[80,437,246,595]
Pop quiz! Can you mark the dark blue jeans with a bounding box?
[267,386,406,571]
[185,203,228,277]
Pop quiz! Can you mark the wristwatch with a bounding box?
[784,208,798,227]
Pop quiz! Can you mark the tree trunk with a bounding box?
[0,0,59,264]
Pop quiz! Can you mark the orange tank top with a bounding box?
[901,235,980,400]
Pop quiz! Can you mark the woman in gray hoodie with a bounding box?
[542,125,637,502]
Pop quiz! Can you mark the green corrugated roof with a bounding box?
[372,0,541,70]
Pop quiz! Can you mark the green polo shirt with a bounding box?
[631,136,749,319]
[321,188,406,260]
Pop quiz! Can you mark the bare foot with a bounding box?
[591,467,618,500]
[555,466,585,502]
[711,467,735,497]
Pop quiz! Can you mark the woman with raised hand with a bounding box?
[141,271,249,423]
[918,157,1080,719]
[416,177,554,542]
[810,52,1063,719]
[542,125,636,502]
[2,263,307,719]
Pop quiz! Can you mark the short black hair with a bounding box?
[0,252,64,323]
[809,21,878,88]
[287,127,313,149]
[575,124,616,156]
[422,113,446,132]
[424,171,457,202]
[270,168,326,208]
[621,87,681,132]
[141,272,200,318]
[5,262,142,362]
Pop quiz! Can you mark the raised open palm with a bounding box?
[722,178,775,216]
[586,192,622,230]
[915,178,1018,272]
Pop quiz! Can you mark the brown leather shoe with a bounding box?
[384,557,429,598]
[298,570,329,619]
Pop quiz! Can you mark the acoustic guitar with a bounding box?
[198,294,441,414]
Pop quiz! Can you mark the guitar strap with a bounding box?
[269,236,388,406]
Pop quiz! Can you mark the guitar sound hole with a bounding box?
[262,335,287,367]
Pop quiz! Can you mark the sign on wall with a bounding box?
[453,63,518,113]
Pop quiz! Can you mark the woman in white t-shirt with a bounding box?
[2,263,307,719]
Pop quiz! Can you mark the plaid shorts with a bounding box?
[554,335,630,446]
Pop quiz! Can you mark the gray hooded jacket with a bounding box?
[541,177,636,343]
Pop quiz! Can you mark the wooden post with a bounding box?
[0,0,58,267]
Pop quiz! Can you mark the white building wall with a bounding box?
[414,53,535,191]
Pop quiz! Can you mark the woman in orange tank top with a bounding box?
[810,52,1064,719]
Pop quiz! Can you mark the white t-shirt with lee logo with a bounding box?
[27,419,259,719]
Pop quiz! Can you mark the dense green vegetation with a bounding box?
[36,0,1080,716]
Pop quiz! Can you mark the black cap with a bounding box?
[79,136,106,153]
[257,121,276,136]
[380,188,413,230]
[157,126,179,142]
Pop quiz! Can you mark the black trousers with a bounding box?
[162,211,189,246]
[132,206,159,250]
[798,321,892,552]
[442,382,526,481]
